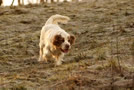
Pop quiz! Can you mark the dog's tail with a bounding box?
[45,14,70,25]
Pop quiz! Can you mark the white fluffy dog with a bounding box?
[38,14,75,65]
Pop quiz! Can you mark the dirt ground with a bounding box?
[0,0,134,89]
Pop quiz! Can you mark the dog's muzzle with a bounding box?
[60,44,70,53]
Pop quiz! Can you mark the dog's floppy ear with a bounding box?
[68,35,75,45]
[53,34,64,47]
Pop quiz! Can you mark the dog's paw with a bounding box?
[38,57,44,62]
[56,60,62,66]
[38,59,43,62]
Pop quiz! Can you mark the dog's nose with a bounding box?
[65,44,69,49]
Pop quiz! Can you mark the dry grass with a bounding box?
[0,0,134,89]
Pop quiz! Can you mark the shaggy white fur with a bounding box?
[38,14,75,65]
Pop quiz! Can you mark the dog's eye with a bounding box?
[62,39,65,42]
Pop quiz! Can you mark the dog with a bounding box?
[38,14,75,65]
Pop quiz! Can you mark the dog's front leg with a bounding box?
[55,54,64,66]
[42,46,51,63]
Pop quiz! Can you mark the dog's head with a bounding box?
[53,34,75,53]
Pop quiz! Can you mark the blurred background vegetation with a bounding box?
[0,0,80,6]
